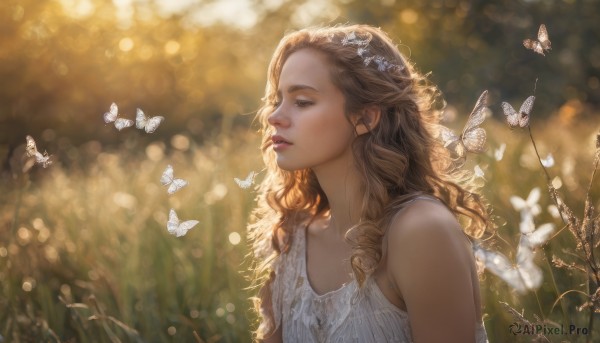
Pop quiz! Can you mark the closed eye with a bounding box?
[295,100,313,107]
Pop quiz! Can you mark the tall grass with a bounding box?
[1,128,261,342]
[0,112,598,342]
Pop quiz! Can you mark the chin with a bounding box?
[275,158,307,172]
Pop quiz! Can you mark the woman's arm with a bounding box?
[386,200,478,343]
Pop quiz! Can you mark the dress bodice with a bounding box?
[270,224,489,342]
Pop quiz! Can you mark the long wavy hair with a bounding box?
[247,24,492,340]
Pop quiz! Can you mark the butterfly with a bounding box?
[474,237,543,294]
[103,103,134,131]
[25,135,52,168]
[234,171,257,189]
[523,24,551,56]
[501,96,535,128]
[510,187,542,219]
[167,209,199,237]
[136,108,164,133]
[440,90,488,160]
[541,153,555,168]
[160,164,188,195]
[494,143,506,161]
[519,216,555,248]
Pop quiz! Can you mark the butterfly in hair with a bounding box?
[523,24,551,56]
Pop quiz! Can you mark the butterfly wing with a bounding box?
[462,90,488,134]
[460,90,488,153]
[523,39,544,56]
[517,261,543,291]
[462,127,486,153]
[160,165,174,186]
[104,103,118,123]
[34,151,52,168]
[494,143,506,161]
[478,246,527,293]
[541,153,554,168]
[25,135,38,157]
[135,108,147,130]
[527,223,555,248]
[480,249,508,273]
[144,116,164,133]
[167,209,180,235]
[439,126,459,148]
[115,118,133,131]
[234,171,256,189]
[526,187,541,206]
[501,102,520,128]
[167,178,188,195]
[538,24,551,50]
[440,126,467,160]
[173,220,199,237]
[518,95,535,127]
[515,238,543,291]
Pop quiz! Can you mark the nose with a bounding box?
[267,105,289,128]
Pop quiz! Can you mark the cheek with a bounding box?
[303,112,354,150]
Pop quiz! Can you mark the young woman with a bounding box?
[248,24,491,343]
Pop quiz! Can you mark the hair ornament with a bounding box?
[340,31,404,73]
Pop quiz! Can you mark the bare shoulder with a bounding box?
[386,200,473,300]
[387,199,466,247]
[385,199,478,341]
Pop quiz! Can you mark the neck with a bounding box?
[311,153,363,239]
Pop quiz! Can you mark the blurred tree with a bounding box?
[1,0,599,166]
[334,0,600,120]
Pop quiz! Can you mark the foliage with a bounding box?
[1,128,261,342]
[1,0,599,342]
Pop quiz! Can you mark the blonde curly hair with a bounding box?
[247,24,491,340]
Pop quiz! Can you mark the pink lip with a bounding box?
[271,135,292,144]
[271,135,292,151]
[273,141,292,151]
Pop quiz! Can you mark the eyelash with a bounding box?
[296,100,313,107]
[272,99,313,109]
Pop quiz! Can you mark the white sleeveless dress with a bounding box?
[270,218,489,342]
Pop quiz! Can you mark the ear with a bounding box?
[353,105,381,136]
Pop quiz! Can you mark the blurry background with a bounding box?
[0,0,599,342]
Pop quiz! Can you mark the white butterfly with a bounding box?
[167,209,199,237]
[494,143,506,161]
[523,24,551,56]
[518,216,555,248]
[474,237,543,293]
[25,135,52,168]
[440,90,488,160]
[502,96,535,128]
[160,164,188,195]
[510,187,542,219]
[136,108,164,133]
[103,103,134,131]
[234,171,257,189]
[541,153,555,168]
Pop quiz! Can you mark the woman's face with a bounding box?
[267,48,355,171]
